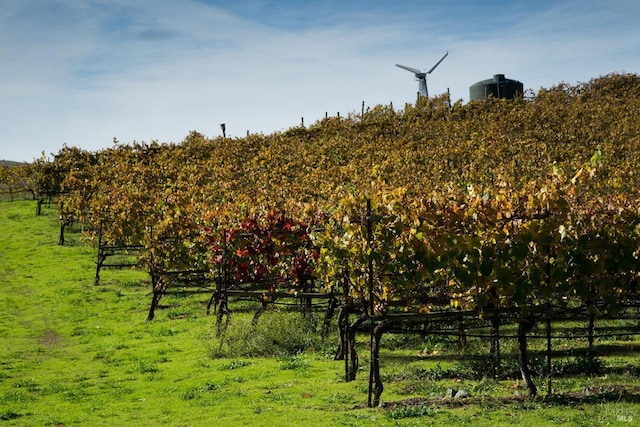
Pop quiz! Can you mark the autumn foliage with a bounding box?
[10,73,640,318]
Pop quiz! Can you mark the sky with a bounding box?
[1,0,639,162]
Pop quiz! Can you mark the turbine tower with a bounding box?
[396,51,448,99]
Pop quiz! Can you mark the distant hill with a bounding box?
[1,160,29,167]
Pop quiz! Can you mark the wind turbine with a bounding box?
[396,51,448,99]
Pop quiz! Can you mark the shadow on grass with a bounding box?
[380,385,640,411]
[543,385,640,406]
[381,342,640,363]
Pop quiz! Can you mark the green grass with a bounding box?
[1,200,639,426]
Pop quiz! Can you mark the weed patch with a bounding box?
[278,354,309,371]
[0,389,36,404]
[0,410,24,420]
[386,403,439,419]
[220,359,253,370]
[209,311,326,358]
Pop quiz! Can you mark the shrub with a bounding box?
[209,310,326,358]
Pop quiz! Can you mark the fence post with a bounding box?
[546,318,553,395]
[95,223,104,284]
[366,198,376,407]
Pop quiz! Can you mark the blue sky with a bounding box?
[2,0,639,162]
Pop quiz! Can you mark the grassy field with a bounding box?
[1,199,639,426]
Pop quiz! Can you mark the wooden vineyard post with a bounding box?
[206,230,226,317]
[587,283,596,352]
[252,297,270,326]
[335,272,350,375]
[95,223,104,284]
[216,229,230,335]
[546,318,553,395]
[489,286,501,379]
[490,310,501,379]
[588,314,595,351]
[147,270,163,321]
[299,274,313,322]
[321,291,337,339]
[347,316,366,381]
[36,196,42,216]
[370,322,386,407]
[365,198,376,408]
[57,200,66,246]
[146,225,162,322]
[457,317,467,352]
[343,295,349,382]
[517,317,538,397]
[58,217,66,246]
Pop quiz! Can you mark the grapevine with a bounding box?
[23,73,640,402]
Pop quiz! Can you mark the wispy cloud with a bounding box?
[1,0,639,161]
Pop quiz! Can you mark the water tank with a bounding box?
[469,74,523,101]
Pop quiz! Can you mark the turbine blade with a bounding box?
[426,51,448,74]
[395,64,422,74]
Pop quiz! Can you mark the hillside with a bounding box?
[33,73,638,249]
[1,160,28,167]
[2,73,640,421]
[1,182,640,426]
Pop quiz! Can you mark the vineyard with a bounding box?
[4,73,640,407]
